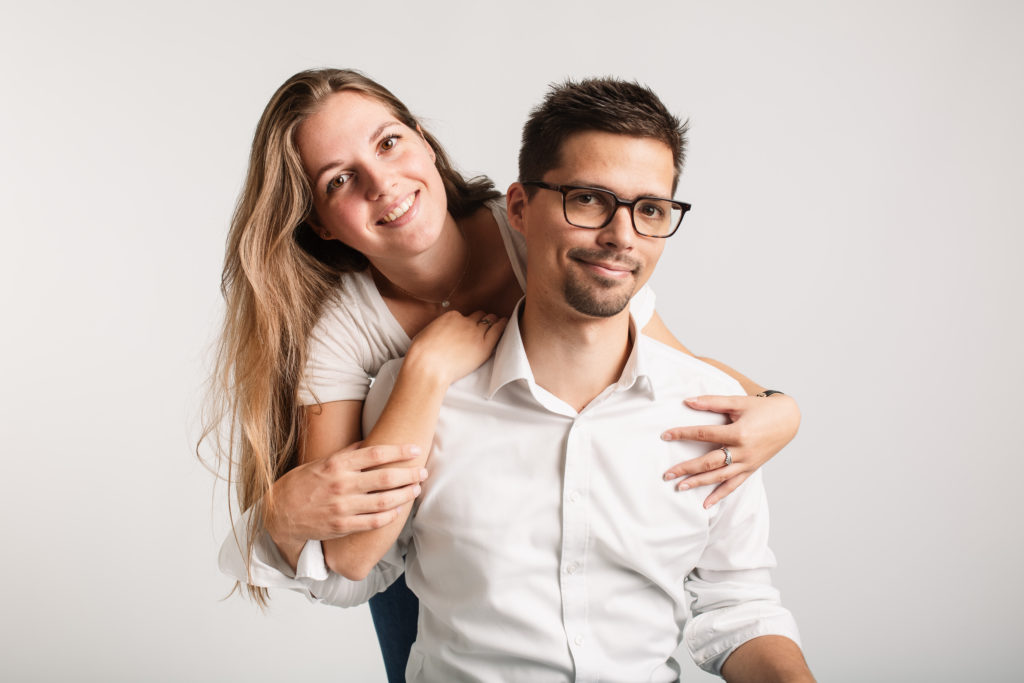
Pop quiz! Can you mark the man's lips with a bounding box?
[568,248,640,278]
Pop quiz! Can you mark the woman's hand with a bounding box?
[404,310,508,387]
[660,393,801,508]
[264,441,428,569]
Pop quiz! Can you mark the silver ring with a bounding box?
[478,317,495,326]
[721,446,732,467]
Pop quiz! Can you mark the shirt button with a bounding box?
[566,562,579,575]
[574,635,584,646]
[568,490,581,503]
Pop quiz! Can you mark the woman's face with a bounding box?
[296,90,448,262]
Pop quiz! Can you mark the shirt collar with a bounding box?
[486,298,658,402]
[486,299,536,399]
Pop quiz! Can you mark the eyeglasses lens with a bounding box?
[562,188,681,237]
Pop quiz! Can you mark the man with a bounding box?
[228,78,812,681]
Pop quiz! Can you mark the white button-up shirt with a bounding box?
[220,308,800,682]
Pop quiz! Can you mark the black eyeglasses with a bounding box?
[522,181,690,238]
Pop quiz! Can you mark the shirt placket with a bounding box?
[560,417,593,681]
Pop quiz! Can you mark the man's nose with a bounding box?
[596,205,635,249]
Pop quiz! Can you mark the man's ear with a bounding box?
[506,182,527,236]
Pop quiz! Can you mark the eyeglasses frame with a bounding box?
[521,181,691,238]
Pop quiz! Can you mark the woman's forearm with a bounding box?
[694,356,765,396]
[320,352,447,580]
[321,310,506,580]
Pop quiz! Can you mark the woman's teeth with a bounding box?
[381,195,415,224]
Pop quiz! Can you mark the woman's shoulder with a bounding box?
[314,269,408,345]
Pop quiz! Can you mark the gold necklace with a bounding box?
[380,235,471,309]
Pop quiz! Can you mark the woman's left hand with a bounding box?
[660,393,801,508]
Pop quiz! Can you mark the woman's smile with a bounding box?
[378,191,419,226]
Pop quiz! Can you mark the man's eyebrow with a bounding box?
[565,180,672,199]
[311,121,398,184]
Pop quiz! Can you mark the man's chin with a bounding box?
[563,283,633,318]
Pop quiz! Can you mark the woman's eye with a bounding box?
[380,134,399,153]
[326,173,352,193]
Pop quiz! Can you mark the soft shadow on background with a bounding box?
[1,2,1021,681]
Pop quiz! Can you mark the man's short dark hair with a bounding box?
[518,77,689,193]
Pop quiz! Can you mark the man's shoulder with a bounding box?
[371,355,496,403]
[640,336,746,399]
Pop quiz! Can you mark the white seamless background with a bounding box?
[1,2,1020,681]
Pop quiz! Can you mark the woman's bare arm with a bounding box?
[318,311,506,580]
[263,311,505,574]
[642,311,765,394]
[263,399,425,570]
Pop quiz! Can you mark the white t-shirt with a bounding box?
[297,198,656,405]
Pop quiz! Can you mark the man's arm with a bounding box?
[682,466,810,677]
[721,635,815,682]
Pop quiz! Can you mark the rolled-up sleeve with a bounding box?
[682,471,801,674]
[218,507,407,608]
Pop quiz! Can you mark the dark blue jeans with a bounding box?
[368,572,419,683]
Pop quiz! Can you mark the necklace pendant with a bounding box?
[441,300,450,308]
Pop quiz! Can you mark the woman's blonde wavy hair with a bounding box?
[201,68,499,604]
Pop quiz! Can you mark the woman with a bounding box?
[208,68,800,678]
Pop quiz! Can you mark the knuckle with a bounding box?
[327,502,347,520]
[371,510,397,529]
[380,469,403,488]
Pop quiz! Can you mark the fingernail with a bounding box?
[660,433,671,441]
[663,472,677,481]
[677,483,690,491]
[408,445,421,455]
[413,485,422,495]
[419,468,429,480]
[684,398,701,407]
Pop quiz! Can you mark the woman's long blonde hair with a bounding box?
[202,69,499,603]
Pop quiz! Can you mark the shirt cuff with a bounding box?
[685,604,801,675]
[295,539,329,581]
[217,508,328,592]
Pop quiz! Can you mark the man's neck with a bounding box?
[518,296,633,412]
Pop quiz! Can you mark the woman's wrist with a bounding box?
[402,340,462,390]
[264,506,305,571]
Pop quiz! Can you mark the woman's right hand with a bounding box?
[404,310,508,387]
[264,441,428,569]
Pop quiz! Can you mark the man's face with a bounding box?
[509,131,674,319]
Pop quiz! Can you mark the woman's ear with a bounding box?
[307,212,332,241]
[416,124,437,162]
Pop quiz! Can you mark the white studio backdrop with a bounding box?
[1,1,1021,681]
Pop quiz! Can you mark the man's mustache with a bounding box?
[566,248,642,273]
